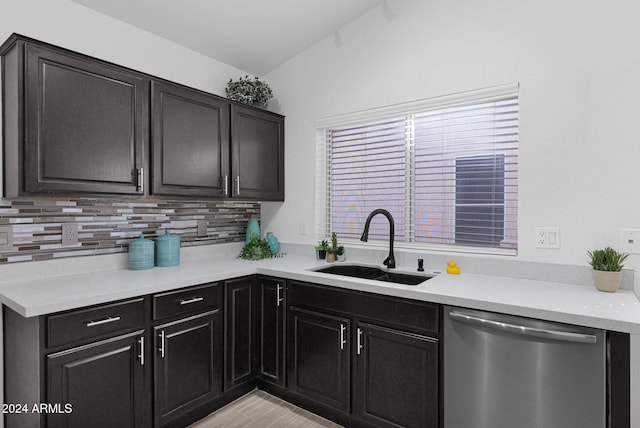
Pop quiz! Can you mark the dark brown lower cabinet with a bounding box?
[224,277,257,391]
[46,330,146,428]
[257,277,286,387]
[288,307,351,413]
[354,323,438,428]
[153,310,222,427]
[4,275,630,428]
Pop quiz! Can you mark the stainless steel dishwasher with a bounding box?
[443,306,606,428]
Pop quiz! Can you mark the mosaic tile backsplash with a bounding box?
[0,198,260,264]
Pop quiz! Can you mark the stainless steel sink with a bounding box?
[313,264,433,285]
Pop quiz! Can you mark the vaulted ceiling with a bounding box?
[70,0,384,76]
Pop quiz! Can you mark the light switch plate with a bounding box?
[0,225,13,251]
[535,227,560,249]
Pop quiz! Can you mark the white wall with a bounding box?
[0,0,248,105]
[262,0,640,270]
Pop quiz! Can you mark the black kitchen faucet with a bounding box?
[360,209,396,269]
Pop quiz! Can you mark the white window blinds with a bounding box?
[317,83,519,254]
[329,117,407,241]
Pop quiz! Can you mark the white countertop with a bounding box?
[2,250,640,333]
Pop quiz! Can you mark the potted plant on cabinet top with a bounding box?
[225,75,273,108]
[587,246,629,292]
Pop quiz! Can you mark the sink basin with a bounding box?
[313,264,433,285]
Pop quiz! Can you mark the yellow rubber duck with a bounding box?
[446,261,460,275]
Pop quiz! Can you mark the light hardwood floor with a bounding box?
[189,390,344,428]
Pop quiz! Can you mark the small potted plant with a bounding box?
[315,240,329,260]
[225,75,273,108]
[239,235,274,260]
[326,232,344,262]
[326,247,336,263]
[587,246,629,292]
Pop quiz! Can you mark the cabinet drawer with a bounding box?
[153,282,221,320]
[47,298,146,348]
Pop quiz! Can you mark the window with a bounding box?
[317,84,519,254]
[454,154,505,247]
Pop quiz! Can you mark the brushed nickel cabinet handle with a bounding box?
[180,297,204,305]
[357,328,363,355]
[86,316,121,327]
[276,284,283,307]
[223,175,228,196]
[137,167,144,193]
[340,324,347,350]
[159,330,166,358]
[138,336,145,366]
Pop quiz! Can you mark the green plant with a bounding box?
[331,232,338,252]
[239,235,274,260]
[225,75,273,106]
[335,245,345,256]
[315,239,329,251]
[587,246,628,272]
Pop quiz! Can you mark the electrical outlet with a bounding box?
[197,220,208,237]
[535,227,560,249]
[61,223,78,246]
[620,229,640,254]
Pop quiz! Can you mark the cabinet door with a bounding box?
[46,330,146,428]
[354,323,438,428]
[230,105,284,201]
[288,307,350,413]
[154,311,222,427]
[257,277,286,386]
[24,44,147,195]
[151,81,230,197]
[224,277,256,391]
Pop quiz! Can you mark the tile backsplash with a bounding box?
[0,198,260,264]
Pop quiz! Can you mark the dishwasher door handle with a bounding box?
[449,311,597,344]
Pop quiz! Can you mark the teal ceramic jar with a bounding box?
[246,218,261,243]
[155,229,180,267]
[265,232,280,255]
[128,234,155,270]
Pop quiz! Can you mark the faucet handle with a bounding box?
[383,256,396,269]
[417,258,424,272]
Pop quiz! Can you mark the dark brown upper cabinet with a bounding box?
[1,36,148,196]
[231,105,285,201]
[1,34,285,201]
[151,81,230,198]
